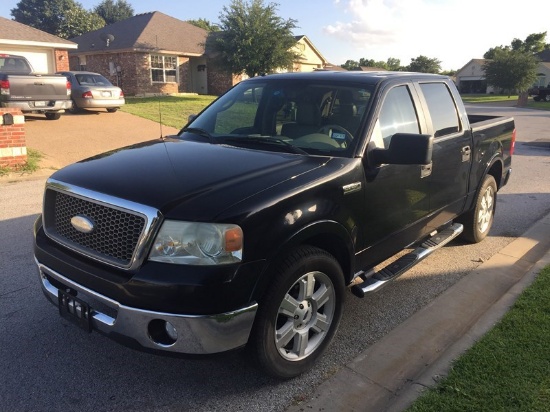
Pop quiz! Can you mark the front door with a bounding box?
[361,83,430,253]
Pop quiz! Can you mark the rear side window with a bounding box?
[419,83,460,137]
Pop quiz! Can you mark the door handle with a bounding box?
[461,146,471,162]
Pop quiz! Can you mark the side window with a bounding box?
[373,85,420,148]
[419,83,460,137]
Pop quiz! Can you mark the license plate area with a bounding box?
[101,91,112,97]
[58,289,92,332]
[34,101,48,107]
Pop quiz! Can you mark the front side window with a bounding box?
[150,55,177,83]
[371,85,420,149]
[419,82,460,137]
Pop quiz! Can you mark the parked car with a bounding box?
[57,71,125,113]
[528,84,550,102]
[34,71,514,378]
[1,54,71,120]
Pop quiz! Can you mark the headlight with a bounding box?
[148,220,243,265]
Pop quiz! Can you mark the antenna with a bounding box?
[158,98,163,139]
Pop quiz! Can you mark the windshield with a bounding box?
[181,77,373,157]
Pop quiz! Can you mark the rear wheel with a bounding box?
[249,246,345,379]
[44,112,61,120]
[68,99,80,114]
[460,175,497,243]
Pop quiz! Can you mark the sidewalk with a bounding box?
[287,212,550,412]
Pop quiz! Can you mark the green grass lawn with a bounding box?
[407,265,550,412]
[460,94,519,103]
[461,94,550,110]
[121,95,217,129]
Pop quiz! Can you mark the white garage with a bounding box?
[0,16,77,74]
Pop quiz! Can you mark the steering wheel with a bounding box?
[317,124,353,147]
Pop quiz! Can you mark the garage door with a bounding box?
[0,47,52,74]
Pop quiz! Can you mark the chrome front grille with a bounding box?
[43,179,162,270]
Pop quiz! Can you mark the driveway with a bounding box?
[23,110,180,173]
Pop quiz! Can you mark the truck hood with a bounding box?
[50,138,328,220]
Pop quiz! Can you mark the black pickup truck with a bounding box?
[0,54,72,120]
[34,72,515,378]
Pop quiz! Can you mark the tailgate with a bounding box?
[7,74,69,101]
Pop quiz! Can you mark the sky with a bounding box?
[2,0,549,71]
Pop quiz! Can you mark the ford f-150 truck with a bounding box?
[1,54,71,120]
[34,71,515,378]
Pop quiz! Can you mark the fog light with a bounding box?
[165,321,178,341]
[148,319,177,346]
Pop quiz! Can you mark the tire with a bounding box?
[106,108,118,113]
[544,95,550,102]
[533,96,541,102]
[249,245,345,379]
[459,175,497,243]
[68,99,80,114]
[44,112,61,120]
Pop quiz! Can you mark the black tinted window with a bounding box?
[420,83,460,137]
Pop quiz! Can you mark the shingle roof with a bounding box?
[0,16,77,47]
[70,11,207,55]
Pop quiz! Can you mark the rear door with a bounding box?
[414,81,471,229]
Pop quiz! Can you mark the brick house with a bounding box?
[68,12,329,96]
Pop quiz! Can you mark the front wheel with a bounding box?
[249,246,345,379]
[459,175,497,243]
[544,94,550,102]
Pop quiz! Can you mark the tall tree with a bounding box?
[187,18,220,32]
[94,0,134,25]
[11,0,105,38]
[484,32,547,105]
[406,55,441,73]
[484,49,538,98]
[58,7,105,38]
[208,0,299,78]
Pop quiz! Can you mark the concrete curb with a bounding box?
[287,212,550,412]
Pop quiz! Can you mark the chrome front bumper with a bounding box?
[36,260,258,354]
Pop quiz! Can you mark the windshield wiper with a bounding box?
[181,127,215,142]
[224,136,308,155]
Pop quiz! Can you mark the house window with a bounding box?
[150,55,178,83]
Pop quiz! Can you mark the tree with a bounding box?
[58,7,105,38]
[484,32,547,105]
[386,57,401,71]
[11,0,105,38]
[406,55,441,73]
[187,18,220,32]
[208,0,299,78]
[484,49,538,98]
[341,60,360,70]
[94,0,134,25]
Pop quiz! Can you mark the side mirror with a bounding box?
[187,114,197,123]
[372,133,433,165]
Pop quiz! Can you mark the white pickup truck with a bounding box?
[0,54,72,120]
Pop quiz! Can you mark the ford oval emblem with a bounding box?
[71,215,95,234]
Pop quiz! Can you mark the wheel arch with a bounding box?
[249,220,355,303]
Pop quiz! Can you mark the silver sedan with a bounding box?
[57,71,125,113]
